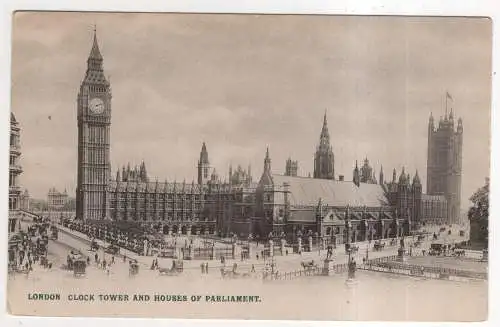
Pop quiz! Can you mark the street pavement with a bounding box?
[50,222,470,279]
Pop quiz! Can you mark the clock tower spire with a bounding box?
[76,28,112,221]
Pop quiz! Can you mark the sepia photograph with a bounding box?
[6,11,491,321]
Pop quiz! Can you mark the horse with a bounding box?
[301,260,317,270]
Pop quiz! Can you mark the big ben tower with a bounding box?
[76,29,112,221]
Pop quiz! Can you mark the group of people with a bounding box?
[200,262,210,274]
[8,222,52,275]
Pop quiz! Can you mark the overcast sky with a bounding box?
[11,12,491,207]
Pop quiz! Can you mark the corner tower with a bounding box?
[76,29,112,221]
[426,104,463,224]
[197,142,210,185]
[313,112,335,180]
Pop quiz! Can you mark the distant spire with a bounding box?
[379,165,384,185]
[413,170,421,185]
[89,25,103,61]
[353,160,360,187]
[319,111,330,146]
[199,142,209,164]
[264,146,272,174]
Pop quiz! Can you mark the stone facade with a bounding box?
[76,30,112,221]
[426,110,463,224]
[9,113,23,232]
[48,188,69,212]
[75,32,458,241]
[285,158,298,177]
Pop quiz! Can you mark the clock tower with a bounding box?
[76,29,112,221]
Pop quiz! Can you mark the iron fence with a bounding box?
[364,255,487,280]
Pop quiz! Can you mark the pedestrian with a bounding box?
[205,262,209,274]
[95,253,98,263]
[111,256,115,264]
[201,262,205,274]
[251,264,256,273]
[256,254,259,260]
[87,257,90,265]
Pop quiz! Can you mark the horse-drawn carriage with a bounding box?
[220,263,254,279]
[105,244,120,255]
[90,240,99,251]
[158,260,184,276]
[429,242,445,256]
[481,249,488,262]
[49,225,58,240]
[452,248,466,257]
[301,260,319,270]
[66,250,84,270]
[345,243,359,254]
[129,261,139,276]
[373,240,385,251]
[73,258,86,277]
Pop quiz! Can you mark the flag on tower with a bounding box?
[446,91,453,101]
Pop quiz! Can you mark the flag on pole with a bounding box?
[446,91,453,101]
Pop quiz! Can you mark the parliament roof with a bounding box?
[269,174,389,207]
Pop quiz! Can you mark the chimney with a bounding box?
[339,175,344,182]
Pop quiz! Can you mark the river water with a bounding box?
[7,266,487,321]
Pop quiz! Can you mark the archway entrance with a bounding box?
[359,221,367,241]
[376,221,383,240]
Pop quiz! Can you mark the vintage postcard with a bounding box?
[6,11,491,321]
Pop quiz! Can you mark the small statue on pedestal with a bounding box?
[348,257,356,280]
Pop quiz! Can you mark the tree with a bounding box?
[468,178,489,247]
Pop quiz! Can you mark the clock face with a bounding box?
[89,97,105,114]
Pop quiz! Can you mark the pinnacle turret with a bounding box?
[264,146,272,173]
[84,27,108,86]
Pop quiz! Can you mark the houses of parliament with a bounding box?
[76,31,463,241]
